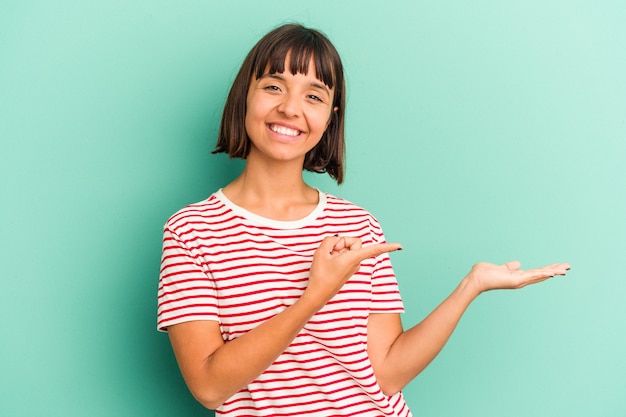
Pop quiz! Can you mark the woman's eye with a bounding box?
[264,85,281,91]
[308,94,323,102]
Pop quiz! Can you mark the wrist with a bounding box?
[297,289,327,314]
[457,274,482,302]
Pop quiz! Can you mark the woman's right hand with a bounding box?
[302,236,402,309]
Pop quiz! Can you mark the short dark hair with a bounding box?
[213,24,346,184]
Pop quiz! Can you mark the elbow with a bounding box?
[200,401,221,411]
[189,387,227,410]
[377,379,403,398]
[381,387,402,398]
[198,398,221,411]
[194,394,223,411]
[373,367,405,397]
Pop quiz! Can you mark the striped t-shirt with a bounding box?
[157,189,411,416]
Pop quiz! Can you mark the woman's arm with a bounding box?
[367,261,570,396]
[168,236,402,409]
[168,294,323,409]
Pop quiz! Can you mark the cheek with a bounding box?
[316,110,334,133]
[325,110,334,129]
[244,111,265,144]
[244,112,252,138]
[244,96,265,135]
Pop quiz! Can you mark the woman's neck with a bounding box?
[222,159,319,221]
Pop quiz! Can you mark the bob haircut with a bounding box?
[213,24,346,184]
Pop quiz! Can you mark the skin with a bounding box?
[166,56,571,409]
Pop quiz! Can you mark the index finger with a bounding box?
[352,242,403,263]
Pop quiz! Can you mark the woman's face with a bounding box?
[244,56,335,166]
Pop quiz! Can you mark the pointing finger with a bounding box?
[351,242,403,263]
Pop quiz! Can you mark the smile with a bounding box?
[268,124,302,137]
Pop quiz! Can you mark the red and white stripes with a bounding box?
[157,190,411,416]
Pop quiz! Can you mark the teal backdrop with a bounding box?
[2,1,625,416]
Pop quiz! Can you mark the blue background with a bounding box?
[2,1,625,415]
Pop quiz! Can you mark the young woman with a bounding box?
[157,24,570,416]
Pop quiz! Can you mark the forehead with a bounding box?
[253,47,336,89]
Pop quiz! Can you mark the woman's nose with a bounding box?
[277,93,301,117]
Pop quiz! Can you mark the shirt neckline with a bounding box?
[215,188,327,229]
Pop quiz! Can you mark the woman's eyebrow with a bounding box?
[310,82,331,96]
[261,73,285,81]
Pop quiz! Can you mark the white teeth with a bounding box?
[270,124,300,136]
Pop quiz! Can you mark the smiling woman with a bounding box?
[213,24,346,183]
[243,60,336,167]
[156,23,569,416]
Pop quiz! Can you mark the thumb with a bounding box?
[317,236,340,253]
[503,260,521,271]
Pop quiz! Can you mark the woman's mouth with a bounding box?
[268,124,302,137]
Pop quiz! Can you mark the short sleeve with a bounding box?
[156,225,219,332]
[368,218,405,314]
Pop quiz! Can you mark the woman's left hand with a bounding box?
[466,261,571,296]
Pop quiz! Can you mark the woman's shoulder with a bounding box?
[322,192,380,221]
[321,192,387,244]
[164,192,227,231]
